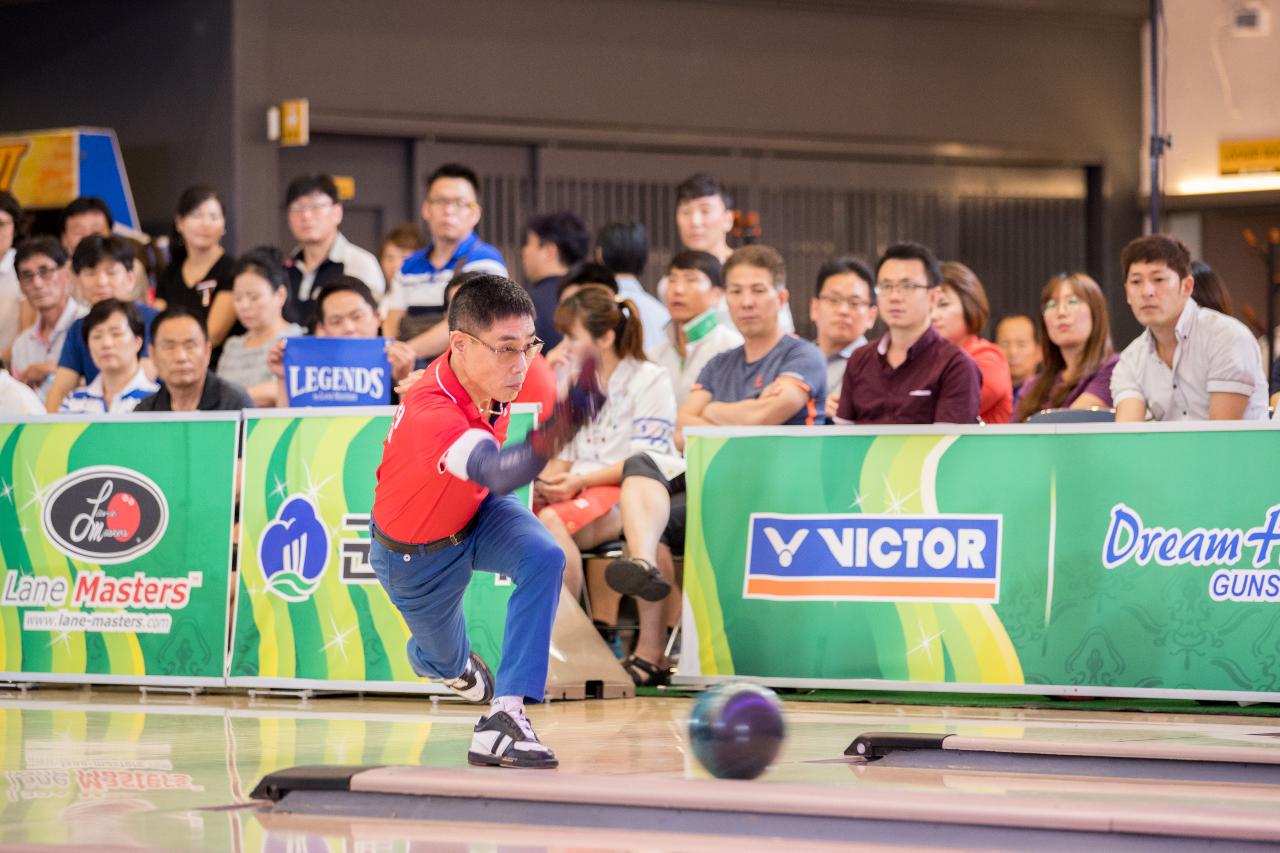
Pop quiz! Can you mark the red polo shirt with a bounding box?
[373,354,509,543]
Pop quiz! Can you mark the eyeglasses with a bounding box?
[874,281,933,296]
[18,265,62,284]
[426,197,479,212]
[287,199,335,216]
[463,332,544,363]
[1043,296,1084,313]
[818,294,872,311]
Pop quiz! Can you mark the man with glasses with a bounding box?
[134,307,252,411]
[282,173,386,327]
[383,163,507,357]
[371,274,603,769]
[45,235,159,413]
[834,241,980,425]
[810,256,878,420]
[10,237,84,402]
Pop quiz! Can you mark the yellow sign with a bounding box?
[280,98,310,147]
[0,130,77,205]
[333,175,356,201]
[1219,138,1280,175]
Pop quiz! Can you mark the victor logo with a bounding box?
[41,467,168,564]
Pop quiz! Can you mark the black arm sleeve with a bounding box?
[464,438,546,495]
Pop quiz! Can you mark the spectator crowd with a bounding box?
[1,166,1274,685]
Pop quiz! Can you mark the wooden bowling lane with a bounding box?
[0,689,1278,851]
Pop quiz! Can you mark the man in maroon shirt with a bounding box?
[835,242,980,424]
[371,275,603,769]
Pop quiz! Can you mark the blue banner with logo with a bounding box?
[283,337,391,407]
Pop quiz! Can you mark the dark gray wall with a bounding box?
[247,0,1144,285]
[1,0,1145,298]
[0,0,234,237]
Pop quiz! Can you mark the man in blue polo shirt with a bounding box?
[45,235,159,412]
[383,164,507,358]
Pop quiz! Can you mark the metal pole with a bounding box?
[1149,0,1162,233]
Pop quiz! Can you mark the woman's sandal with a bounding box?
[605,557,672,602]
[622,654,672,687]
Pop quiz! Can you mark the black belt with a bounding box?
[371,515,479,555]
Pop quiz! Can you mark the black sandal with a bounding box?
[606,557,672,601]
[622,654,672,687]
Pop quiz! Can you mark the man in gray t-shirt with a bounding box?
[693,335,826,427]
[680,245,826,438]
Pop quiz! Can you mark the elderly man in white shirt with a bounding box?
[1112,234,1267,422]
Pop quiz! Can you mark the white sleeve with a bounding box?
[461,258,508,277]
[1206,320,1263,397]
[440,428,499,480]
[1110,341,1144,405]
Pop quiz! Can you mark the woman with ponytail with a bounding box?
[154,186,237,346]
[217,247,304,406]
[534,284,681,604]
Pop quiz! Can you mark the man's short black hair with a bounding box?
[15,236,67,271]
[667,250,723,288]
[62,196,113,233]
[72,234,135,273]
[448,274,536,334]
[596,220,647,276]
[151,304,208,343]
[558,262,618,299]
[316,275,378,316]
[82,298,143,344]
[876,241,942,288]
[445,270,489,309]
[816,256,876,301]
[675,173,733,209]
[426,163,480,196]
[526,211,590,269]
[285,173,340,206]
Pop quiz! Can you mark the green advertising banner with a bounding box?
[228,405,537,692]
[682,424,1280,701]
[0,414,238,685]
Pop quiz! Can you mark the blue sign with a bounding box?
[283,337,391,407]
[744,512,1002,602]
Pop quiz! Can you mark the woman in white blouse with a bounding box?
[217,247,303,406]
[534,285,680,604]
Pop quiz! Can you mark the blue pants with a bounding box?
[369,493,564,702]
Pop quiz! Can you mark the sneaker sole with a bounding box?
[605,561,671,602]
[467,750,559,769]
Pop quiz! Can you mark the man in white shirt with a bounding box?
[11,238,84,402]
[1112,234,1267,422]
[283,173,386,327]
[595,220,670,350]
[646,251,742,405]
[659,173,795,335]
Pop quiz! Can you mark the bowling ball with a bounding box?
[688,682,785,779]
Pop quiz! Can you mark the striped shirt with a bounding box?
[59,367,159,414]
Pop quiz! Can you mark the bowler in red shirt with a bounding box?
[370,274,602,770]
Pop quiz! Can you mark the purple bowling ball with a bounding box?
[688,682,786,779]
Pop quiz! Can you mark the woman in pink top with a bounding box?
[933,261,1013,423]
[1015,272,1117,421]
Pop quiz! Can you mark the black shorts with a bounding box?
[621,453,686,553]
